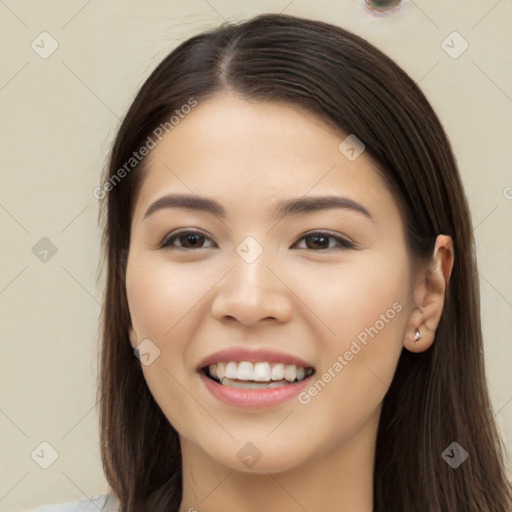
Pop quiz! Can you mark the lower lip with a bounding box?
[200,371,313,408]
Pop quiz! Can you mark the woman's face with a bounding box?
[126,92,413,473]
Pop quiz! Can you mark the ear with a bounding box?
[404,235,454,353]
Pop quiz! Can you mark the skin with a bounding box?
[125,92,454,512]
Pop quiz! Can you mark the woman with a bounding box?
[30,12,512,512]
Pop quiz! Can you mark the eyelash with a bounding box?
[159,229,356,252]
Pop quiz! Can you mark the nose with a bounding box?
[210,253,294,327]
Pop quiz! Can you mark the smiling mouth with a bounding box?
[201,361,315,389]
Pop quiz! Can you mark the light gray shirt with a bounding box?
[25,494,120,512]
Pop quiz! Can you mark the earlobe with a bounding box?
[403,235,454,353]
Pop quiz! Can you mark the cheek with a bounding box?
[125,255,209,434]
[294,245,410,407]
[292,249,410,345]
[126,255,209,341]
[296,246,410,425]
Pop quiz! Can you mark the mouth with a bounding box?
[200,361,315,389]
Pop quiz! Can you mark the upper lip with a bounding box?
[196,347,314,370]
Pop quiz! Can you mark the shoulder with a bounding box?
[25,493,120,512]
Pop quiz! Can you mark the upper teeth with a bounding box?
[208,361,312,382]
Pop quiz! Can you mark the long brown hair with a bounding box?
[97,13,511,511]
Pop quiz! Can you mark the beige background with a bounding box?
[0,0,511,510]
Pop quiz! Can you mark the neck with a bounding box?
[178,408,379,512]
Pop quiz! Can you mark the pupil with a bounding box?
[183,234,203,248]
[310,235,327,249]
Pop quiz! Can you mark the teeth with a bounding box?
[253,362,271,381]
[237,361,253,380]
[220,377,291,389]
[225,361,238,379]
[271,363,284,380]
[207,361,312,384]
[216,362,226,379]
[283,364,297,382]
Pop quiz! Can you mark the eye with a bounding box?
[160,230,216,250]
[291,230,355,251]
[159,229,355,252]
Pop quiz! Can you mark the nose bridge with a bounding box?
[229,239,277,303]
[210,236,293,325]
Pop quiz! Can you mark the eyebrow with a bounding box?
[142,193,374,222]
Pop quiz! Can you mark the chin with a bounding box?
[203,440,312,475]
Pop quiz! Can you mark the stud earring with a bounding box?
[414,328,423,342]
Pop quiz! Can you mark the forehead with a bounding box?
[132,93,398,224]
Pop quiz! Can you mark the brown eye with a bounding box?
[159,230,355,251]
[160,230,216,250]
[292,231,355,251]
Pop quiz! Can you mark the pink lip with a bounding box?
[199,371,313,408]
[196,347,313,369]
